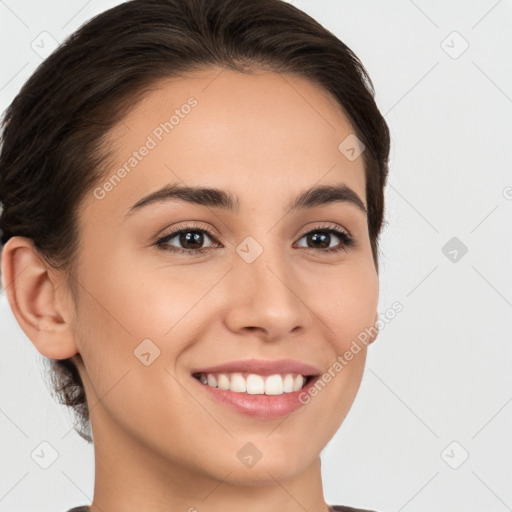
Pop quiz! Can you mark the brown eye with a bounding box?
[295,227,354,254]
[156,226,220,255]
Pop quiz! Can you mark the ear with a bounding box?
[1,236,79,359]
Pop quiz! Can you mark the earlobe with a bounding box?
[1,236,79,359]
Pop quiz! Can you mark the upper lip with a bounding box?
[191,358,322,376]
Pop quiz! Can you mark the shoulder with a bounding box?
[67,505,377,512]
[330,506,379,512]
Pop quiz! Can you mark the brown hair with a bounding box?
[0,0,390,443]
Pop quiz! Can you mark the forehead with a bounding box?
[87,67,366,220]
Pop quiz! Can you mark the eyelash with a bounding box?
[155,221,355,256]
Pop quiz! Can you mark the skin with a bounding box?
[2,67,379,512]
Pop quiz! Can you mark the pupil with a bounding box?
[181,231,203,249]
[309,232,329,249]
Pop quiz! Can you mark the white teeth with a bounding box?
[230,373,247,393]
[293,375,304,392]
[207,374,217,387]
[196,372,309,395]
[217,373,230,390]
[283,374,294,393]
[265,374,283,395]
[246,374,265,394]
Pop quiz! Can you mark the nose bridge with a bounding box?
[223,237,309,339]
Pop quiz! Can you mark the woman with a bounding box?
[0,0,390,510]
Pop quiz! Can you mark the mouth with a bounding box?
[192,371,317,395]
[190,358,323,419]
[191,368,322,419]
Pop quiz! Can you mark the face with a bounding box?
[69,67,379,485]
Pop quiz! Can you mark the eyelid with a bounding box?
[157,220,221,240]
[298,221,352,239]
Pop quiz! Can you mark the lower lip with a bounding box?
[193,375,320,419]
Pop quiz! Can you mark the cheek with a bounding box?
[76,244,217,341]
[71,279,195,446]
[300,261,377,415]
[71,251,224,408]
[312,261,379,345]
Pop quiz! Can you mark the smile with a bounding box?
[190,358,322,419]
[192,372,312,395]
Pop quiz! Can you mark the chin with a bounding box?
[209,444,318,486]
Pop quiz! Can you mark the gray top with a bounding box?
[67,505,377,512]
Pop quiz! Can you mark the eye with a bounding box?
[155,222,355,256]
[295,225,354,254]
[155,223,220,255]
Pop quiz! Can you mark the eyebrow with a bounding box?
[126,183,367,216]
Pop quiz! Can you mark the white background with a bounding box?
[1,1,512,511]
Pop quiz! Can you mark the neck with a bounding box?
[88,404,330,512]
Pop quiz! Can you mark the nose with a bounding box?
[223,248,312,342]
